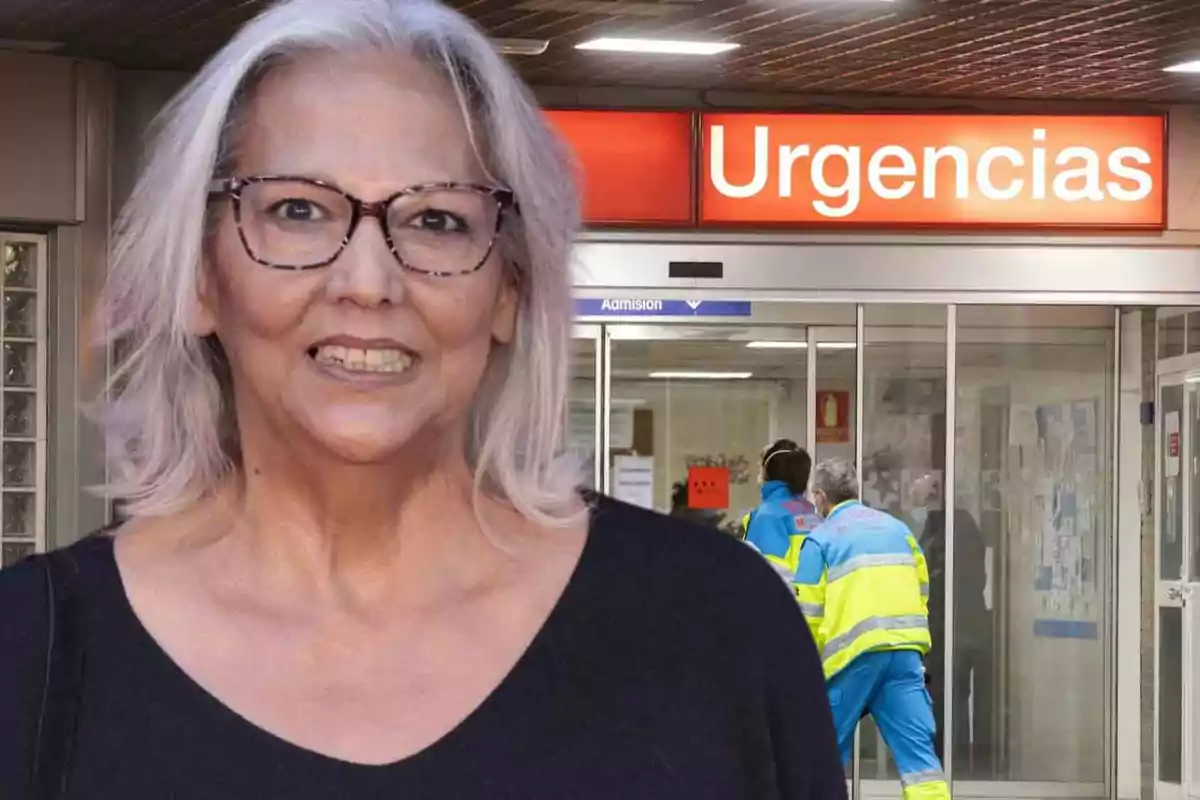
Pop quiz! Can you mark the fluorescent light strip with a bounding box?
[1165,60,1200,74]
[576,38,739,56]
[649,371,752,380]
[745,341,858,350]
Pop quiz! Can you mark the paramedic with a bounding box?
[797,458,949,800]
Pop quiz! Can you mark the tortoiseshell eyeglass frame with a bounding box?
[207,175,517,276]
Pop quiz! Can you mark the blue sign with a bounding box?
[574,298,752,317]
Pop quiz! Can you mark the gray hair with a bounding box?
[96,0,584,526]
[811,458,860,505]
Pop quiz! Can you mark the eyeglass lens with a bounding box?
[236,180,502,273]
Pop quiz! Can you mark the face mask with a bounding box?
[911,506,929,528]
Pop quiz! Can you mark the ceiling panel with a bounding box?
[3,0,1200,101]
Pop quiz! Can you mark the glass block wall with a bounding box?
[0,235,45,568]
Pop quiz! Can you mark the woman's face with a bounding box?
[196,50,518,466]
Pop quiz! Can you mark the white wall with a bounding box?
[0,53,79,222]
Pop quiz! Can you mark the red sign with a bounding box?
[545,110,694,226]
[547,109,1166,230]
[700,113,1165,229]
[687,466,730,510]
[1170,431,1181,459]
[816,391,851,445]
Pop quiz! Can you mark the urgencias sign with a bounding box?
[699,113,1165,229]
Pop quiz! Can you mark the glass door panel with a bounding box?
[1159,375,1187,800]
[812,326,857,467]
[607,325,808,533]
[569,325,601,491]
[956,306,1114,789]
[857,305,948,787]
[1188,380,1200,800]
[1158,372,1200,800]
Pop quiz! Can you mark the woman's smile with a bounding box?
[306,336,422,387]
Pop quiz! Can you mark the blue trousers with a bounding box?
[828,650,950,800]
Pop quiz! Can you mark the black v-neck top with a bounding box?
[0,496,844,799]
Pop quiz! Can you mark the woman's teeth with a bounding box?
[312,345,413,374]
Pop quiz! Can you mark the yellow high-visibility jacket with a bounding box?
[795,500,932,679]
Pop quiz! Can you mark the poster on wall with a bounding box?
[815,391,851,444]
[1027,399,1101,640]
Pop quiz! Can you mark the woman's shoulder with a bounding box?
[0,535,113,792]
[585,494,795,611]
[0,535,114,651]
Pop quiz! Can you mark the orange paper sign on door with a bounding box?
[688,466,730,510]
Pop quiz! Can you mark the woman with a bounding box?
[0,1,843,797]
[744,440,822,590]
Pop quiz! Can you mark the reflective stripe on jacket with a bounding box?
[795,500,932,679]
[744,481,822,594]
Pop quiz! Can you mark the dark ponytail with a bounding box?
[762,439,813,496]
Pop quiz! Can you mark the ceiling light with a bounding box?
[818,342,858,350]
[493,38,550,56]
[576,37,739,56]
[747,341,808,350]
[649,371,752,380]
[1165,60,1200,74]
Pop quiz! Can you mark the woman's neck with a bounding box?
[199,435,513,612]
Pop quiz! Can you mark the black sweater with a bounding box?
[0,497,845,799]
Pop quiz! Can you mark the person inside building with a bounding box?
[668,479,723,528]
[797,458,950,800]
[743,439,821,591]
[910,473,994,775]
[0,0,847,796]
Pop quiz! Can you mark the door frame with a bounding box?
[1154,358,1200,800]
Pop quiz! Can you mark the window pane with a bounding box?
[1188,311,1200,355]
[1163,383,1184,581]
[955,305,1112,783]
[814,330,856,467]
[0,236,42,563]
[608,332,807,531]
[1160,312,1185,360]
[1,492,33,538]
[2,243,35,289]
[1160,606,1183,784]
[1191,387,1200,583]
[1,540,33,568]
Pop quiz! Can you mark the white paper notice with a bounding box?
[613,455,655,510]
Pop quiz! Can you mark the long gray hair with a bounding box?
[97,0,584,526]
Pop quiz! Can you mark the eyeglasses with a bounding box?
[207,176,516,276]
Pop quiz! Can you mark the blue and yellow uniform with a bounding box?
[744,480,822,594]
[796,500,949,800]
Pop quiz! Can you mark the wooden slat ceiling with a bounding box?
[3,0,1200,101]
